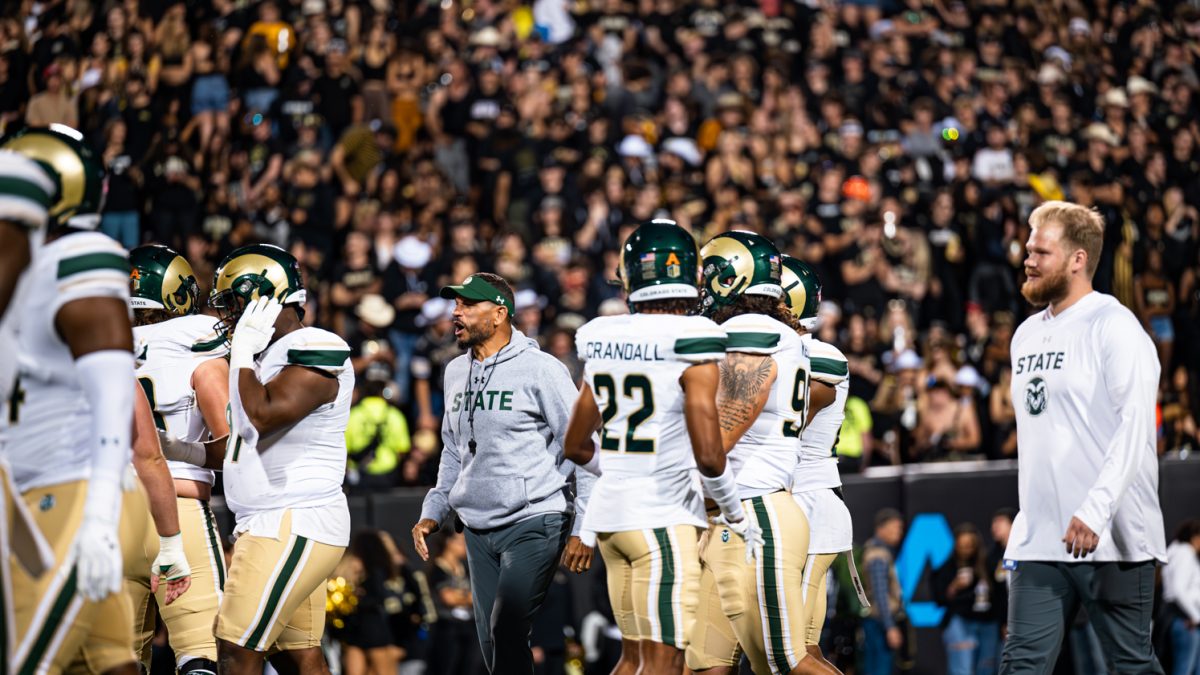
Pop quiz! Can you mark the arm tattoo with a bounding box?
[717,353,774,435]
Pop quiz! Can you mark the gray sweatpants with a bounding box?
[999,560,1163,675]
[464,513,572,675]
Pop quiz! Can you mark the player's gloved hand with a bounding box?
[151,533,192,605]
[72,516,123,601]
[157,430,207,467]
[229,296,283,370]
[713,514,764,563]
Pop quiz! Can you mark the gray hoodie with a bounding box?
[419,329,595,534]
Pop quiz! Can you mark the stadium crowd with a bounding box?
[3,0,1199,486]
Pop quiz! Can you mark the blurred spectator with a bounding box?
[863,509,906,675]
[933,523,1001,675]
[339,530,404,675]
[1162,366,1199,455]
[1135,248,1177,380]
[1163,519,1200,675]
[382,236,434,406]
[26,63,76,127]
[427,532,480,675]
[380,530,437,673]
[988,368,1018,458]
[871,349,923,465]
[988,508,1015,641]
[147,137,202,250]
[345,365,411,492]
[914,378,982,461]
[99,118,141,248]
[837,395,873,474]
[410,298,457,432]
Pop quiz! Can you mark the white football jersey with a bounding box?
[0,152,59,431]
[223,327,352,547]
[4,232,131,492]
[134,314,229,485]
[792,335,849,493]
[1005,292,1166,563]
[721,314,809,500]
[575,313,726,533]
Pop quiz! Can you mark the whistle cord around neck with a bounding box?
[466,345,505,455]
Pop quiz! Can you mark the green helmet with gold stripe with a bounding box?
[619,218,700,308]
[0,124,105,229]
[699,230,783,316]
[129,244,200,319]
[781,255,822,331]
[210,244,306,337]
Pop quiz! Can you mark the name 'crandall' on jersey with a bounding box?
[1014,351,1066,375]
[583,341,666,361]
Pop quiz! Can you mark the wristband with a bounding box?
[700,463,745,524]
[159,432,208,467]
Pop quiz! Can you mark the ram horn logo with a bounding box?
[1025,377,1047,416]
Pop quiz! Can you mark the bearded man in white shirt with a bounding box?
[999,201,1167,675]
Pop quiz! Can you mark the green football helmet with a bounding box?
[781,255,823,331]
[618,219,700,308]
[0,124,106,229]
[130,244,200,318]
[210,244,306,337]
[699,230,783,315]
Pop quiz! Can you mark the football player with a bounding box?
[563,220,753,675]
[782,256,866,674]
[685,231,816,675]
[1,125,178,675]
[208,244,352,674]
[0,140,61,673]
[127,244,230,675]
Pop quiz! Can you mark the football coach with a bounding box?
[411,272,596,675]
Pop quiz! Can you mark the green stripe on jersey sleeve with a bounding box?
[287,349,351,367]
[57,252,130,279]
[191,335,226,353]
[725,331,780,350]
[674,336,727,355]
[0,175,54,210]
[811,357,849,377]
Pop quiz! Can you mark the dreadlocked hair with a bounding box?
[632,298,696,315]
[710,294,801,331]
[133,308,174,327]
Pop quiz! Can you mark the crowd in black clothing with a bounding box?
[6,0,1200,486]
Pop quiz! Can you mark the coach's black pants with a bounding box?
[999,560,1163,675]
[465,513,572,675]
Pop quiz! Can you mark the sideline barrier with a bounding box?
[208,458,1200,674]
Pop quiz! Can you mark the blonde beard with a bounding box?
[1021,264,1071,307]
